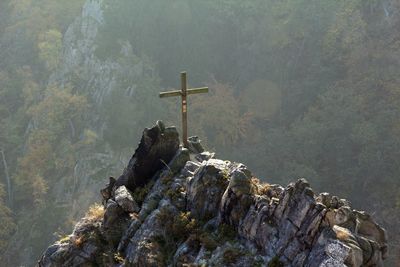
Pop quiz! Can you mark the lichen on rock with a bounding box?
[38,122,388,267]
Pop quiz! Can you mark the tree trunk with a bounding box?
[0,149,12,207]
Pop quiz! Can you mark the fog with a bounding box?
[0,0,399,265]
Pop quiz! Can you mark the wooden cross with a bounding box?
[159,71,208,148]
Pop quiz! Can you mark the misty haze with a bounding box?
[0,0,398,266]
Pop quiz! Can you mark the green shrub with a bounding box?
[132,180,155,205]
[268,256,284,267]
[222,247,245,264]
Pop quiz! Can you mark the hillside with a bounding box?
[38,122,387,267]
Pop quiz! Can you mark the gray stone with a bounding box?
[168,148,190,174]
[38,124,388,267]
[114,185,139,213]
[186,159,230,220]
[195,151,215,162]
[187,136,205,153]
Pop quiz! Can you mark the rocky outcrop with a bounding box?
[38,122,388,267]
[117,121,180,190]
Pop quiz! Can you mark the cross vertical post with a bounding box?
[181,72,189,148]
[159,72,209,148]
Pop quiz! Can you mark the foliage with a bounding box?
[268,256,284,267]
[1,0,400,265]
[163,80,260,152]
[0,185,16,259]
[37,29,62,71]
[14,85,87,207]
[222,247,245,265]
[132,180,155,206]
[155,209,198,264]
[217,223,237,242]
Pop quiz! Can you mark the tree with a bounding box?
[0,184,16,260]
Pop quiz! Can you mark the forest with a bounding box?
[0,0,399,265]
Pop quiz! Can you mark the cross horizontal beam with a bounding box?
[159,72,209,148]
[159,87,209,98]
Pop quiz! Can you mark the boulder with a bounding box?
[186,159,231,221]
[114,185,139,213]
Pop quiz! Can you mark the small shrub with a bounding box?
[199,232,218,251]
[58,235,70,244]
[73,235,85,248]
[268,256,284,267]
[114,253,124,263]
[251,177,260,185]
[217,223,236,242]
[221,169,230,180]
[133,180,155,205]
[161,173,173,185]
[253,257,265,267]
[155,210,199,264]
[252,177,271,195]
[170,211,198,241]
[165,186,184,202]
[222,248,245,264]
[85,203,105,222]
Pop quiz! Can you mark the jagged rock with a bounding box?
[168,148,190,174]
[220,164,255,227]
[116,121,180,191]
[39,207,105,267]
[186,159,231,221]
[38,123,388,267]
[187,136,205,153]
[114,185,139,213]
[100,177,116,204]
[195,151,215,162]
[173,237,201,266]
[102,199,130,247]
[124,200,179,266]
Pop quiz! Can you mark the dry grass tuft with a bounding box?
[85,203,105,222]
[130,212,139,220]
[334,226,351,241]
[259,183,271,195]
[251,177,271,195]
[73,235,85,247]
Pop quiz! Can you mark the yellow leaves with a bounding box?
[82,129,98,146]
[15,86,88,206]
[189,81,252,146]
[28,85,88,135]
[19,67,41,108]
[31,174,48,206]
[38,29,62,71]
[0,185,16,255]
[14,131,52,206]
[19,131,53,176]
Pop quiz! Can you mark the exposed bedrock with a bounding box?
[38,122,387,267]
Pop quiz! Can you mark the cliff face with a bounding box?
[38,122,387,267]
[46,0,158,225]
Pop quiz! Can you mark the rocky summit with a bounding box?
[38,122,388,267]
